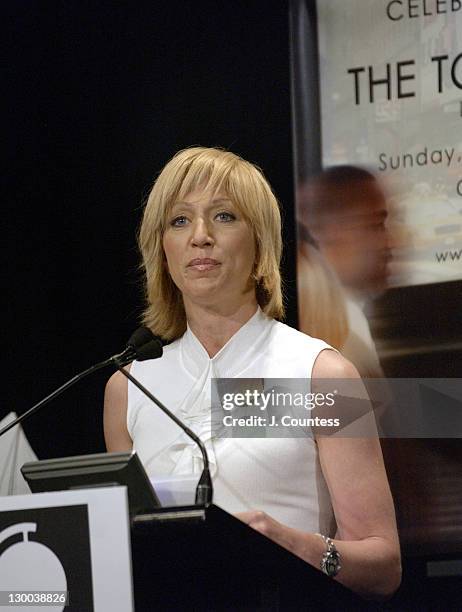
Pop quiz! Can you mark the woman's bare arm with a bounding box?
[103,369,133,452]
[237,350,401,600]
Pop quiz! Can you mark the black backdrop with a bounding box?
[4,1,297,459]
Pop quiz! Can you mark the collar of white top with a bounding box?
[180,306,274,379]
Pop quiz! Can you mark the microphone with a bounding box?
[0,327,162,440]
[117,327,163,366]
[1,325,214,506]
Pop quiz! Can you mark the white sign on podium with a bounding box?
[0,487,133,611]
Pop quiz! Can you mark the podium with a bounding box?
[131,504,368,611]
[16,452,372,609]
[0,492,371,610]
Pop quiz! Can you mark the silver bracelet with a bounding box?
[316,533,342,577]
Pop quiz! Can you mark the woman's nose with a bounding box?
[191,217,214,247]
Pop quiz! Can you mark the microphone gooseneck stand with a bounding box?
[0,327,159,440]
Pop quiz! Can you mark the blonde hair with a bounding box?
[297,242,349,350]
[139,147,284,340]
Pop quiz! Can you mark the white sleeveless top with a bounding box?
[128,308,336,535]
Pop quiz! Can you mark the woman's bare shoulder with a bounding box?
[313,348,359,379]
[103,366,132,452]
[105,367,130,398]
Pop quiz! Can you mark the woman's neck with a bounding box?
[184,299,259,358]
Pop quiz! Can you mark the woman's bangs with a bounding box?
[176,160,231,202]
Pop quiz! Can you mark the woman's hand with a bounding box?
[235,510,327,571]
[235,510,293,548]
[236,507,400,601]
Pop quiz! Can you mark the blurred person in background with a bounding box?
[297,166,393,378]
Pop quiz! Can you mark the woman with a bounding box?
[104,147,401,599]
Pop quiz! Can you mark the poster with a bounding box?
[290,0,462,560]
[315,0,462,287]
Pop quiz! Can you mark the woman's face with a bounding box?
[162,187,257,312]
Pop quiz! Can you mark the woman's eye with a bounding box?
[215,211,236,222]
[170,215,188,227]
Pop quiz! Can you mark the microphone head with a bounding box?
[126,326,163,361]
[135,338,163,361]
[127,326,155,350]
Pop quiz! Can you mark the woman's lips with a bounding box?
[187,258,221,272]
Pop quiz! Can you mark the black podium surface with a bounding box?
[131,504,369,611]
